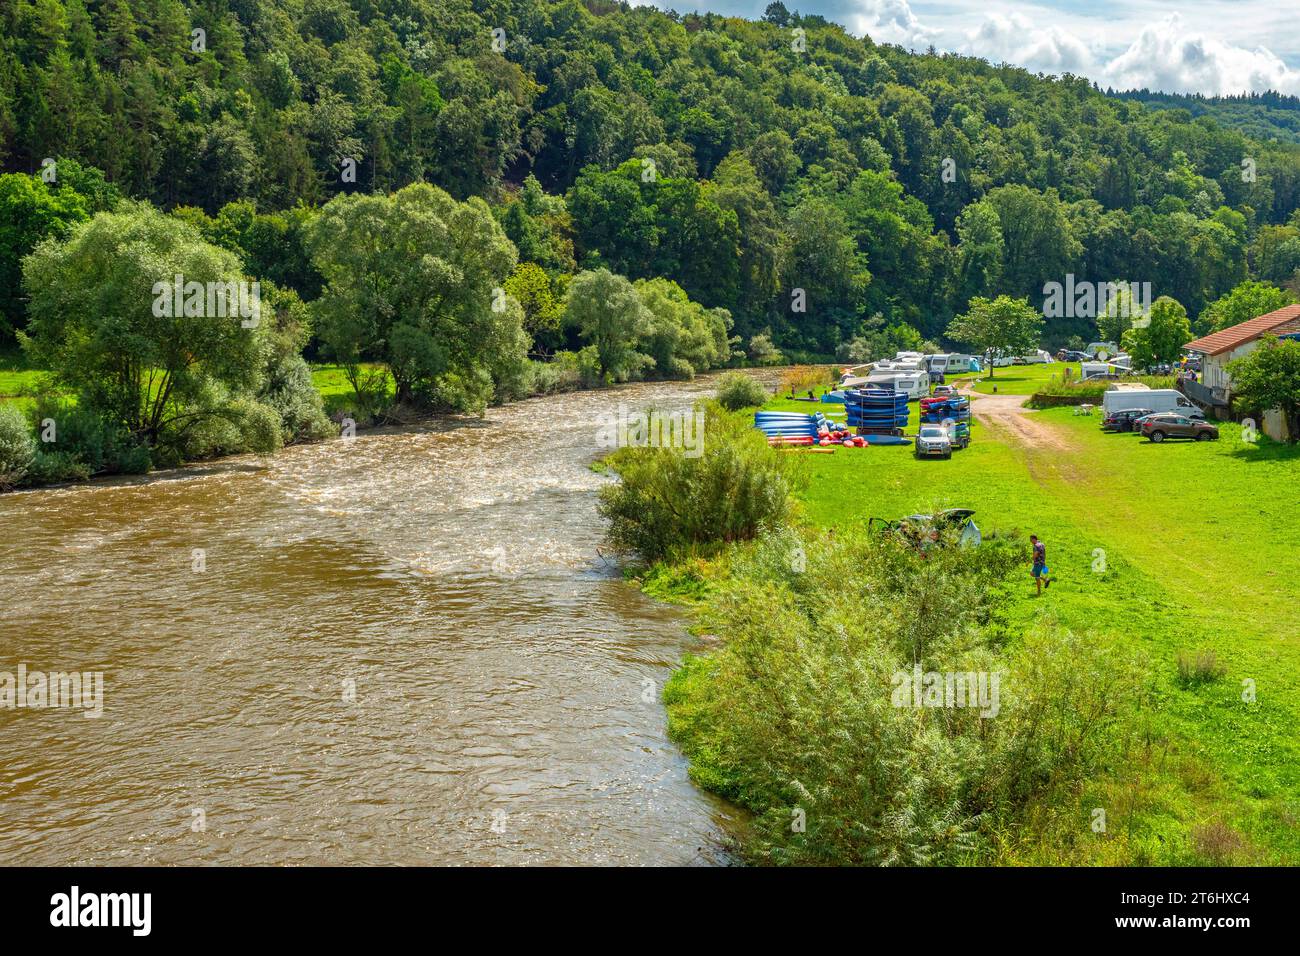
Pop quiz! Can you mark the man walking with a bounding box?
[1030,534,1053,595]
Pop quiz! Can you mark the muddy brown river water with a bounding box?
[0,376,747,865]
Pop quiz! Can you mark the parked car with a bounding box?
[869,509,981,549]
[1060,349,1090,362]
[1140,414,1219,442]
[931,384,958,398]
[914,425,953,459]
[1101,408,1154,432]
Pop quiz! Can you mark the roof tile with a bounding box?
[1184,305,1300,356]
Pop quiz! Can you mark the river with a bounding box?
[0,375,746,865]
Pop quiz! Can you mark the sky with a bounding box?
[650,1,1300,96]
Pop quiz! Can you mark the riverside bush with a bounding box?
[598,402,800,562]
[28,398,145,478]
[715,372,768,410]
[26,449,91,484]
[779,364,836,397]
[664,526,1147,865]
[0,403,35,488]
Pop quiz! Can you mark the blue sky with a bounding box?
[646,1,1300,95]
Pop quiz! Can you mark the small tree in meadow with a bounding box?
[946,295,1043,376]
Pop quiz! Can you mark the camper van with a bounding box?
[1101,388,1201,418]
[985,350,1015,368]
[926,353,975,376]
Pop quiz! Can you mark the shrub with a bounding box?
[525,356,581,396]
[779,364,835,397]
[715,371,768,410]
[747,332,783,365]
[166,398,283,459]
[232,399,285,455]
[0,403,36,488]
[115,443,151,474]
[1026,375,1175,408]
[26,449,91,485]
[598,402,799,562]
[574,345,604,388]
[1175,649,1227,688]
[28,399,143,476]
[260,349,334,443]
[664,526,1147,865]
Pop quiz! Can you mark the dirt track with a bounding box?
[965,392,1075,451]
[962,390,1087,482]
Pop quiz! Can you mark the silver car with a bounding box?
[914,425,952,459]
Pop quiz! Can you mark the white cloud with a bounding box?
[846,0,938,50]
[963,12,1094,74]
[1102,14,1300,95]
[842,1,1300,94]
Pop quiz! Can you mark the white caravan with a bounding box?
[865,368,930,399]
[926,353,975,376]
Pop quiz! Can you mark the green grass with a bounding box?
[0,350,53,415]
[755,389,1300,862]
[957,362,1062,395]
[310,363,394,415]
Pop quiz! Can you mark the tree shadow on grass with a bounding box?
[1225,438,1300,462]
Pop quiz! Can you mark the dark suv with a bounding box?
[1101,407,1154,432]
[1140,414,1219,442]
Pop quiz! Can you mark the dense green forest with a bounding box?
[5,0,1300,360]
[1111,89,1300,145]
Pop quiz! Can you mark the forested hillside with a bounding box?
[4,0,1300,355]
[1111,89,1300,146]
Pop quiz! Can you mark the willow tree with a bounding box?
[307,182,526,412]
[21,202,271,450]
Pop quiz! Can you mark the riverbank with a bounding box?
[0,357,752,493]
[627,385,1300,865]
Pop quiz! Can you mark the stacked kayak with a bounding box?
[920,395,970,423]
[754,411,820,442]
[843,388,909,433]
[754,410,866,447]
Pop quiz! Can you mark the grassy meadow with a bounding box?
[652,376,1299,864]
[808,396,1296,861]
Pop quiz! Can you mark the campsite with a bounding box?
[635,348,1300,865]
